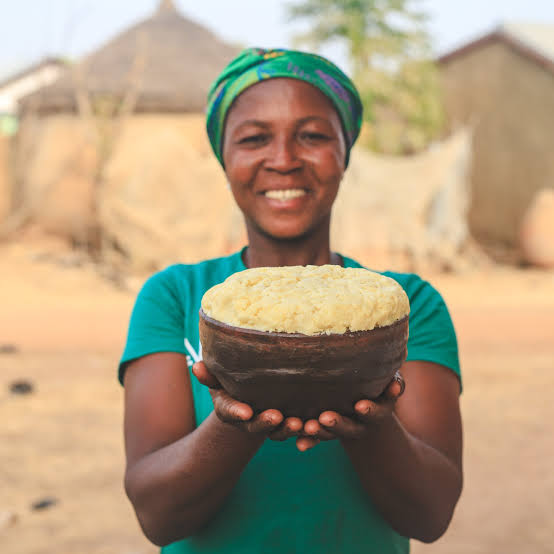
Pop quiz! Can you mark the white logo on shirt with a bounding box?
[184,338,202,367]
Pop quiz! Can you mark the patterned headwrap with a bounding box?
[206,47,363,168]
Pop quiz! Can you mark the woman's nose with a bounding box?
[265,136,302,173]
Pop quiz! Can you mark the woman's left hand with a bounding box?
[296,371,405,452]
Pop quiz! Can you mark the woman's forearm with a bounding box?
[124,412,264,546]
[342,414,463,543]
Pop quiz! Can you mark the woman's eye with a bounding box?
[301,132,331,142]
[237,134,269,145]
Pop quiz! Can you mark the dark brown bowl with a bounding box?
[199,309,409,420]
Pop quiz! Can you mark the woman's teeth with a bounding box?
[264,189,307,200]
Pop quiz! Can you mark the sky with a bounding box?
[1,0,554,79]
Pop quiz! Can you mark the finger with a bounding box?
[303,419,335,441]
[319,411,366,439]
[244,410,284,434]
[354,398,392,423]
[212,390,254,423]
[268,417,303,441]
[192,362,221,389]
[384,371,405,400]
[296,436,320,452]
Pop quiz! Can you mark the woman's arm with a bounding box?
[123,352,300,546]
[301,360,463,543]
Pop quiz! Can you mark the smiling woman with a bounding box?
[223,78,345,245]
[119,48,463,554]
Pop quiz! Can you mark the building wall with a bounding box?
[15,114,98,245]
[15,113,245,268]
[440,40,554,246]
[99,113,244,271]
[0,135,12,221]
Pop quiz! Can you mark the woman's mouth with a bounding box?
[263,189,308,200]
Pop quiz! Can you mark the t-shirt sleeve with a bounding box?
[404,276,462,390]
[118,269,186,385]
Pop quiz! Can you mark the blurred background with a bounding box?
[1,1,553,553]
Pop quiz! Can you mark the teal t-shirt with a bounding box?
[119,248,461,554]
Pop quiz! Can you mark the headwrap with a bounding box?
[206,48,363,168]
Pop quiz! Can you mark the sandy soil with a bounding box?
[1,240,553,554]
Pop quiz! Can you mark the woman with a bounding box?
[120,48,463,554]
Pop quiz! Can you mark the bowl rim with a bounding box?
[199,308,409,340]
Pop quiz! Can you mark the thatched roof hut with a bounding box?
[7,0,242,266]
[22,0,240,114]
[438,22,554,256]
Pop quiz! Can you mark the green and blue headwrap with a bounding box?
[206,48,363,168]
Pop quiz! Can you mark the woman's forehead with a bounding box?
[226,78,340,126]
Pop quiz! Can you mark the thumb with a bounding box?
[192,361,221,389]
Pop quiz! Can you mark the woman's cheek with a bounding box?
[226,163,250,189]
[312,148,345,184]
[229,152,262,184]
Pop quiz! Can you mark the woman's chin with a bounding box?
[258,224,319,242]
[247,213,330,243]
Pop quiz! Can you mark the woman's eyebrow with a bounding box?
[234,120,271,131]
[297,116,331,125]
[234,115,331,131]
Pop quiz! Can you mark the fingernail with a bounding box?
[323,418,336,427]
[238,408,251,420]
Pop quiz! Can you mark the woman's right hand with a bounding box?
[192,362,303,441]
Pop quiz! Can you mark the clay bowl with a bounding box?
[199,310,409,420]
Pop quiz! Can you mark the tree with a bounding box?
[287,0,444,154]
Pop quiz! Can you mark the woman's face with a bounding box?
[222,78,347,241]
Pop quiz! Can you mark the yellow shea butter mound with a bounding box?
[201,265,409,335]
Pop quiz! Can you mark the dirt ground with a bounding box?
[1,239,553,554]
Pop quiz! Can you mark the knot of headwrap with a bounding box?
[206,48,363,168]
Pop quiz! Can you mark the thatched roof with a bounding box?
[438,22,554,76]
[21,0,240,114]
